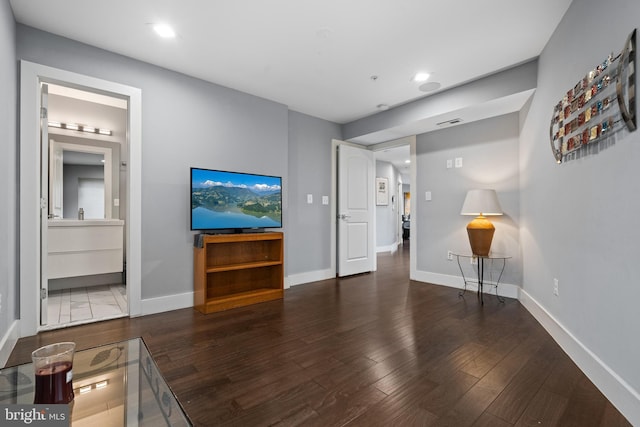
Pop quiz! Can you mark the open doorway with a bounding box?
[329,137,415,279]
[44,84,129,329]
[19,61,142,337]
[373,142,411,253]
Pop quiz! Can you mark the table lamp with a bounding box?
[460,189,503,256]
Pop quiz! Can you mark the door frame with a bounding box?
[19,60,142,337]
[331,137,417,279]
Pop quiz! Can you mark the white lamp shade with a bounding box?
[460,189,503,216]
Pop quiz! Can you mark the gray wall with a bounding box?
[415,113,522,287]
[287,110,341,275]
[375,161,401,249]
[16,25,340,301]
[17,25,290,300]
[0,0,17,336]
[520,0,640,401]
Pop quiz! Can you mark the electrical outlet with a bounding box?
[470,256,477,265]
[447,251,453,261]
[553,278,559,296]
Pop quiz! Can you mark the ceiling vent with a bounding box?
[436,118,463,126]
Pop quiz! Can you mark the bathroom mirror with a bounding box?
[49,139,113,219]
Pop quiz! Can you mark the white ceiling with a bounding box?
[10,0,572,125]
[11,1,572,182]
[375,143,411,183]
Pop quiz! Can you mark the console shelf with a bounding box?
[194,232,284,314]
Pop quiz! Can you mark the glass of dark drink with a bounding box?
[31,342,76,404]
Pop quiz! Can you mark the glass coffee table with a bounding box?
[0,338,191,426]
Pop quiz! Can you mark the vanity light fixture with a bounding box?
[48,121,112,136]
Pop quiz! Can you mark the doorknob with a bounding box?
[338,213,351,220]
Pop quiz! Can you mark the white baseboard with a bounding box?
[412,269,520,299]
[376,242,399,253]
[520,290,640,426]
[286,269,334,288]
[0,320,19,368]
[139,271,337,315]
[140,291,194,316]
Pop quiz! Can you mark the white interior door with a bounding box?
[40,83,49,326]
[337,143,375,276]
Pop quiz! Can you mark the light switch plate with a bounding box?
[322,196,329,205]
[307,194,313,204]
[455,157,463,168]
[446,159,453,169]
[425,191,432,201]
[114,198,120,207]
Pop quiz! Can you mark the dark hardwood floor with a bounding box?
[7,244,631,426]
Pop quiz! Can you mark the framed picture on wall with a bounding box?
[376,177,389,205]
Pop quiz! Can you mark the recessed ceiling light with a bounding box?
[412,72,430,82]
[153,23,176,38]
[405,160,411,164]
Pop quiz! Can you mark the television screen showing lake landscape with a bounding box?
[191,168,282,231]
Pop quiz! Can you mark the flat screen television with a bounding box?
[191,167,283,232]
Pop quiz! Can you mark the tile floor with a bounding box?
[46,284,127,328]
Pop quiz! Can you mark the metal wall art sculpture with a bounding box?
[550,29,636,163]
